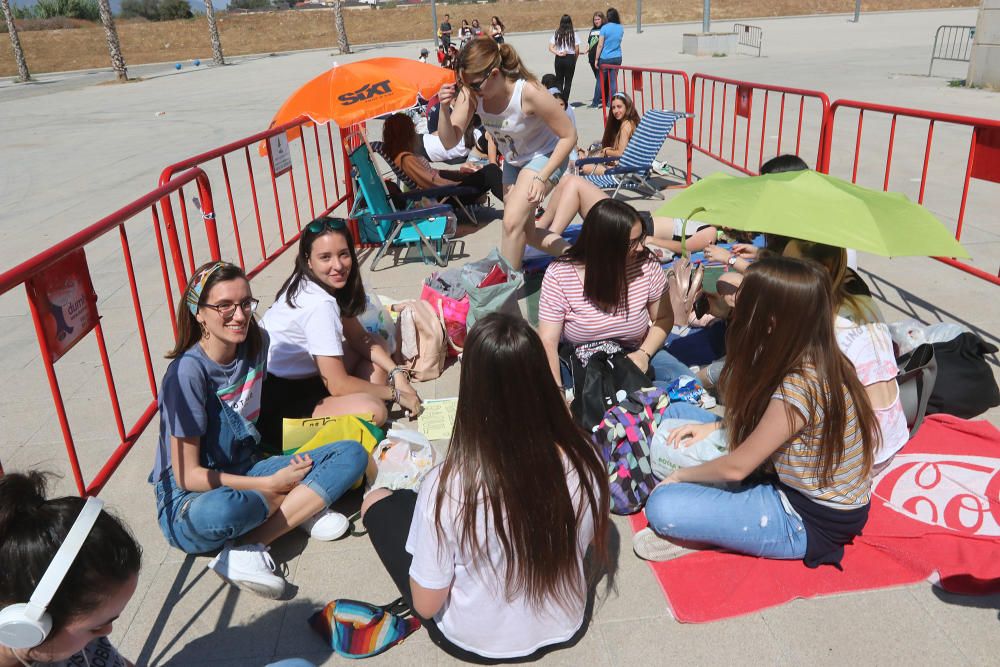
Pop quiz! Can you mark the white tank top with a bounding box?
[477,78,560,167]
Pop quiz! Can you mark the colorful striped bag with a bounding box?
[309,597,421,659]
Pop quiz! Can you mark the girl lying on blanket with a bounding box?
[634,257,882,569]
[534,175,719,257]
[359,313,611,664]
[257,218,424,455]
[152,261,368,598]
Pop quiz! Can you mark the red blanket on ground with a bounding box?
[629,414,1000,623]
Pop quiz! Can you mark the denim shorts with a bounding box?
[502,153,569,186]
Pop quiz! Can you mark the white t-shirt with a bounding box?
[406,464,595,659]
[261,279,345,379]
[550,32,580,56]
[36,636,127,666]
[835,314,909,464]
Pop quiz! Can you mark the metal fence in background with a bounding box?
[928,25,975,76]
[733,23,762,57]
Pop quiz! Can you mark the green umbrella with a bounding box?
[655,170,969,259]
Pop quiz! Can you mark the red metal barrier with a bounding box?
[822,100,1000,285]
[0,169,215,496]
[158,116,356,291]
[599,64,693,184]
[689,74,830,175]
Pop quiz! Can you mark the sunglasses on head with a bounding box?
[306,218,348,234]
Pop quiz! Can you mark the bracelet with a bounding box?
[390,387,400,406]
[532,175,547,186]
[639,349,652,360]
[388,366,410,387]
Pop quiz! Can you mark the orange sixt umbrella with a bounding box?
[260,57,455,155]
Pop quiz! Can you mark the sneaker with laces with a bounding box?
[632,527,695,562]
[298,509,350,541]
[207,543,286,598]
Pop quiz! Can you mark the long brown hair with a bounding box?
[456,36,537,85]
[600,92,639,149]
[555,198,651,313]
[381,113,419,162]
[275,217,366,318]
[784,240,878,324]
[719,257,880,484]
[435,313,610,610]
[166,261,263,360]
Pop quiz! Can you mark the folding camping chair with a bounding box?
[348,138,455,270]
[577,110,693,200]
[370,140,483,225]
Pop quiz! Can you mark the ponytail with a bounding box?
[498,42,537,83]
[0,472,142,635]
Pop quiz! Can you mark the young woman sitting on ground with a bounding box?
[361,313,611,663]
[534,175,718,258]
[0,471,142,667]
[783,240,907,473]
[634,257,881,569]
[537,198,691,391]
[258,218,423,451]
[152,260,368,598]
[577,92,639,176]
[382,113,503,203]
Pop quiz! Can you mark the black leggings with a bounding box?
[441,163,504,202]
[363,491,592,664]
[553,54,577,102]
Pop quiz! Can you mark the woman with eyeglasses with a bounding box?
[151,260,368,599]
[437,37,577,270]
[258,217,423,449]
[537,198,689,392]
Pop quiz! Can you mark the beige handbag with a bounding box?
[395,300,447,381]
[665,213,704,326]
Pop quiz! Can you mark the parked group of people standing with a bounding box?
[547,9,625,107]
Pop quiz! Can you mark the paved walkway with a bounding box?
[1,8,998,666]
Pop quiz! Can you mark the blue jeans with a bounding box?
[649,348,693,389]
[154,440,368,554]
[645,481,808,559]
[662,402,718,423]
[594,57,622,106]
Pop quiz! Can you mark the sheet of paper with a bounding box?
[418,398,458,441]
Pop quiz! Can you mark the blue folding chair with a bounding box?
[370,140,484,225]
[348,139,454,270]
[577,110,692,200]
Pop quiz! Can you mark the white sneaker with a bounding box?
[207,543,286,598]
[632,527,695,562]
[298,509,350,541]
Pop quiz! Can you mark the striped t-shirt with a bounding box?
[771,369,871,509]
[538,256,667,349]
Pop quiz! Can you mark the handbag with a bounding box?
[421,270,470,356]
[309,597,421,659]
[567,347,656,431]
[898,332,998,420]
[665,216,705,326]
[459,248,524,328]
[894,343,937,439]
[395,300,447,381]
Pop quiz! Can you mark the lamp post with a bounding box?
[431,0,439,49]
[637,0,643,33]
[703,0,711,33]
[853,0,861,23]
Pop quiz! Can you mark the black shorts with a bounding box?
[257,373,328,455]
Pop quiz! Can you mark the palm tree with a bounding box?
[204,0,225,66]
[1,0,30,82]
[95,0,128,81]
[332,0,351,54]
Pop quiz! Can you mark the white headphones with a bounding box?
[0,496,105,650]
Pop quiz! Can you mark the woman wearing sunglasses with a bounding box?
[537,198,690,392]
[152,261,368,599]
[258,217,423,450]
[437,37,577,270]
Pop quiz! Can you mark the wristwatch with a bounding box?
[727,255,738,267]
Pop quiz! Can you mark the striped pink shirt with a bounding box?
[538,257,667,349]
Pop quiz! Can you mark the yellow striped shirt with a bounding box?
[771,370,871,508]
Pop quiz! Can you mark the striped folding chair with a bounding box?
[577,110,692,200]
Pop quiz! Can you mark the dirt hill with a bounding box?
[1,0,979,78]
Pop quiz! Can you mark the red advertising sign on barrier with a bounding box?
[971,126,1000,184]
[26,249,98,363]
[736,85,753,119]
